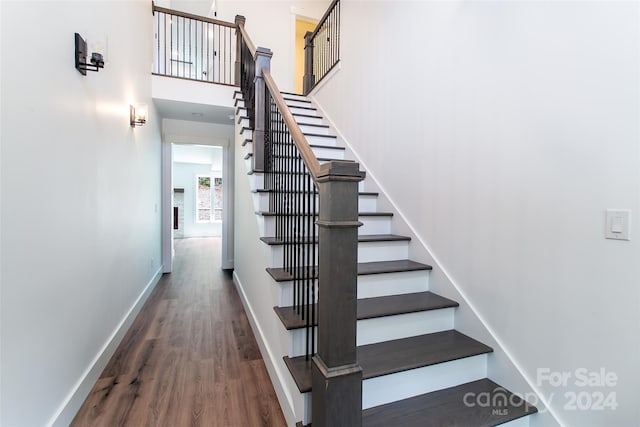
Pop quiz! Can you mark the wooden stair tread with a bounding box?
[362,378,537,427]
[292,112,323,119]
[297,379,536,427]
[267,259,432,282]
[284,330,493,393]
[260,234,408,245]
[274,291,459,330]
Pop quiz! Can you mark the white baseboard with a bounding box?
[232,272,298,427]
[48,267,164,427]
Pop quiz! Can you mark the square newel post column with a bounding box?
[303,31,315,95]
[234,15,245,86]
[312,160,365,427]
[252,47,272,173]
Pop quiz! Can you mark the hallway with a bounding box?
[71,238,287,427]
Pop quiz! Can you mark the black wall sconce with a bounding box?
[130,103,148,127]
[75,33,104,75]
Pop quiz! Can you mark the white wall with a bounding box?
[216,0,331,92]
[311,1,640,426]
[0,1,162,426]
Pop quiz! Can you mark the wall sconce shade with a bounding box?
[130,103,148,127]
[75,33,104,75]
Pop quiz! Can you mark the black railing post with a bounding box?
[312,160,365,427]
[303,31,315,95]
[252,47,272,173]
[234,15,245,86]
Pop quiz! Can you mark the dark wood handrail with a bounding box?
[262,70,322,181]
[237,22,257,57]
[153,4,236,28]
[309,0,339,40]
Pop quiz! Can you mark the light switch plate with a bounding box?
[605,209,631,241]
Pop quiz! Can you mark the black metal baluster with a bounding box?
[311,181,317,357]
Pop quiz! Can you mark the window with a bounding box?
[196,174,222,223]
[196,175,212,223]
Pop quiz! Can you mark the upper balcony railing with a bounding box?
[303,0,340,94]
[153,4,237,85]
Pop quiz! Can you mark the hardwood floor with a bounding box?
[71,238,287,427]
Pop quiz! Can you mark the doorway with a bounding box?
[294,17,317,94]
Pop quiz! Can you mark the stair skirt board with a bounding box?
[285,308,456,357]
[277,269,431,306]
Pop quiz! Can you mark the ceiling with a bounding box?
[154,98,235,125]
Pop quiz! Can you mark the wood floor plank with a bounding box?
[71,237,286,427]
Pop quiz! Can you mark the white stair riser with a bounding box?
[281,93,308,102]
[277,270,430,307]
[249,174,364,195]
[241,139,253,155]
[269,240,409,266]
[357,240,408,263]
[253,192,377,212]
[241,121,329,136]
[362,354,488,409]
[236,99,245,108]
[299,124,330,135]
[243,145,345,162]
[309,146,345,159]
[285,99,314,108]
[288,308,454,357]
[294,115,324,126]
[356,308,455,346]
[287,308,455,357]
[357,270,430,298]
[359,216,391,235]
[289,106,319,116]
[240,128,252,139]
[278,282,318,307]
[304,134,336,147]
[289,328,318,358]
[500,417,531,427]
[259,215,391,236]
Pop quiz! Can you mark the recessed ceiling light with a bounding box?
[228,115,234,120]
[191,112,204,117]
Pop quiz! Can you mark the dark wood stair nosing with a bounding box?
[256,211,393,217]
[274,291,459,330]
[267,259,432,282]
[253,188,378,197]
[260,234,409,246]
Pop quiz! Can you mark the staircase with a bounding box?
[235,91,538,426]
